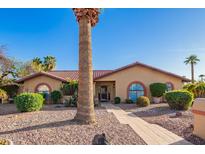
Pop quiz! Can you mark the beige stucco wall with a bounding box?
[20,75,63,93]
[19,65,185,103]
[192,98,205,140]
[95,65,184,101]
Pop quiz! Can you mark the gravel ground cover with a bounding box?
[117,103,205,145]
[0,104,146,145]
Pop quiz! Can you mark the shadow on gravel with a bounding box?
[0,104,106,115]
[0,119,85,136]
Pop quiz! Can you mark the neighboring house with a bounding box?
[16,61,190,103]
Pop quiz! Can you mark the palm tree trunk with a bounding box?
[74,16,96,124]
[191,63,194,83]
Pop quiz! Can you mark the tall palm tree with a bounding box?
[199,74,205,82]
[184,55,200,83]
[44,56,56,71]
[73,8,100,124]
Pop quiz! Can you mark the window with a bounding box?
[128,82,145,102]
[36,84,51,94]
[166,82,173,91]
[35,84,51,101]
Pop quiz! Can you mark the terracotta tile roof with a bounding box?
[16,71,68,83]
[16,70,113,83]
[16,61,191,83]
[48,70,113,81]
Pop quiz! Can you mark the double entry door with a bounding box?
[99,86,110,102]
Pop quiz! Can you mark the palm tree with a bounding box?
[199,74,205,82]
[44,56,56,71]
[73,8,101,124]
[31,57,43,72]
[184,55,200,83]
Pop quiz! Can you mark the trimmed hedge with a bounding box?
[150,83,167,97]
[164,90,194,110]
[114,97,121,104]
[14,93,44,112]
[51,90,62,103]
[137,96,150,107]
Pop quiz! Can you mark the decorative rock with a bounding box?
[92,133,109,145]
[176,111,182,117]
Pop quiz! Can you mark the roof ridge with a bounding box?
[95,61,191,82]
[49,70,113,72]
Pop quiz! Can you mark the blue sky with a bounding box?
[0,8,205,80]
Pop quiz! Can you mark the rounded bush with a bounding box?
[51,90,62,103]
[114,97,121,104]
[14,93,44,112]
[150,83,167,97]
[137,96,150,107]
[165,90,194,110]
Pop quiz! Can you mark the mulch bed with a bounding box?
[117,103,205,145]
[0,104,146,145]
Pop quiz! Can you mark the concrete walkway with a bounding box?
[102,103,192,145]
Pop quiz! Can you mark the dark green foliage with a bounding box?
[60,80,78,96]
[14,93,44,112]
[137,96,150,107]
[165,90,194,110]
[0,84,19,98]
[125,99,134,104]
[50,90,62,103]
[150,83,167,97]
[114,97,121,104]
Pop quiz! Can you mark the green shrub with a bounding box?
[125,99,133,104]
[64,94,78,107]
[50,90,62,103]
[60,80,78,95]
[14,93,44,112]
[194,83,205,98]
[114,97,121,104]
[150,83,167,97]
[183,82,205,98]
[137,96,150,107]
[0,89,8,101]
[38,92,47,99]
[164,90,194,110]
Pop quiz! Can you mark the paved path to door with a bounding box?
[102,103,192,145]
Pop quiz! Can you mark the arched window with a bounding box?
[166,82,174,91]
[128,82,146,102]
[35,83,51,94]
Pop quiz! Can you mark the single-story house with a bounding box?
[16,61,190,103]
